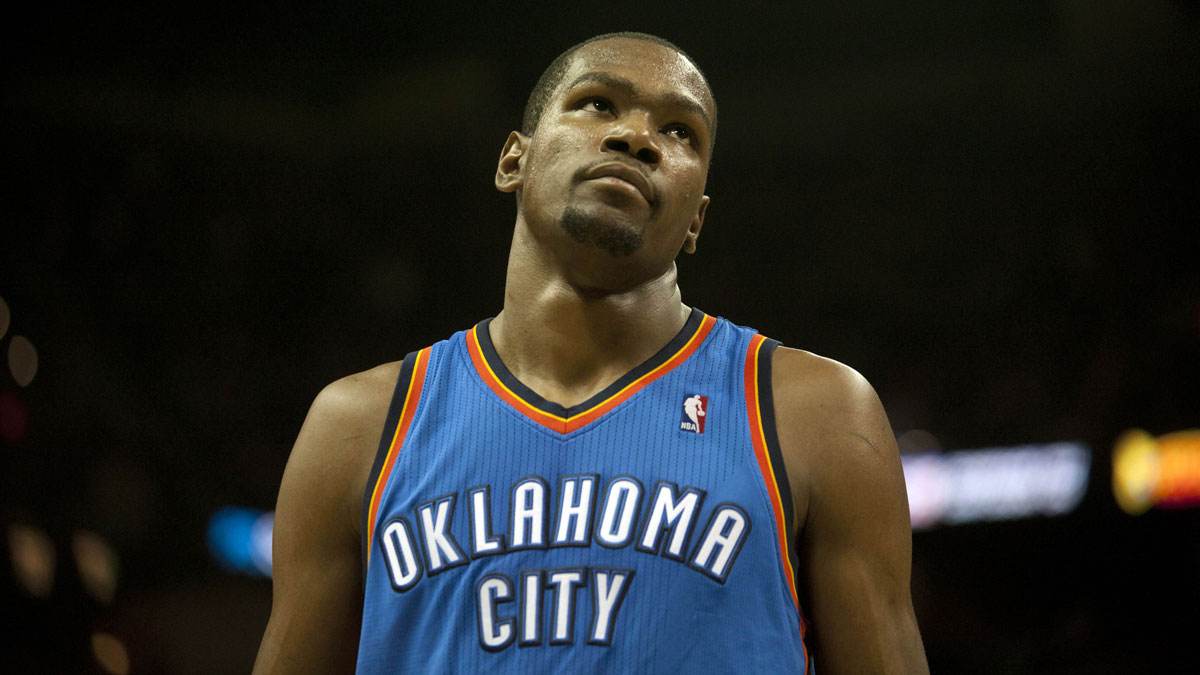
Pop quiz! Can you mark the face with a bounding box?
[496,38,715,288]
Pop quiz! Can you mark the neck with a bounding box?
[489,221,691,408]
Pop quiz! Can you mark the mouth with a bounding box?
[582,162,655,204]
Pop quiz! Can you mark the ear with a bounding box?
[495,131,528,193]
[681,195,709,254]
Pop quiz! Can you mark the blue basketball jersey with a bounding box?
[357,309,811,673]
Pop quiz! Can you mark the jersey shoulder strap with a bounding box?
[360,346,433,575]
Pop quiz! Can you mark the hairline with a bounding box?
[521,33,717,149]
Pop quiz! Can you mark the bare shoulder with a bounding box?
[771,346,880,416]
[287,360,405,532]
[304,361,404,449]
[770,347,927,674]
[253,361,406,675]
[769,346,902,528]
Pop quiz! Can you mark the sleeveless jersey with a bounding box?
[356,309,811,673]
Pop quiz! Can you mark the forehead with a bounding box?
[556,38,715,118]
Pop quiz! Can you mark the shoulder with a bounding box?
[300,361,404,464]
[283,361,406,536]
[766,347,928,672]
[770,346,889,441]
[256,361,404,674]
[770,346,875,406]
[768,346,902,529]
[306,361,404,437]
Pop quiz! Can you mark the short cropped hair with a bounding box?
[520,32,717,146]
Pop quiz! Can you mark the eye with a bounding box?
[580,97,614,113]
[663,125,692,141]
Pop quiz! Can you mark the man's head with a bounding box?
[521,32,717,149]
[495,33,717,290]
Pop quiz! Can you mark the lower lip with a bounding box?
[587,176,648,202]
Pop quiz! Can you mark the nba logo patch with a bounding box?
[680,394,708,434]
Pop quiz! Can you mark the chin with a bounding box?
[559,206,645,258]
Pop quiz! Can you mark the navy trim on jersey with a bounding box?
[756,339,802,603]
[362,350,421,579]
[473,307,705,419]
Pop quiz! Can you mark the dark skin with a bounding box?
[253,37,928,674]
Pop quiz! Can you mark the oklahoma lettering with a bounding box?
[374,473,753,650]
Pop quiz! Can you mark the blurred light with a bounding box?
[0,295,9,340]
[897,428,941,455]
[1113,428,1200,515]
[250,511,274,576]
[91,632,131,675]
[903,442,1091,529]
[0,391,29,444]
[208,506,273,577]
[72,529,120,604]
[1112,429,1158,515]
[8,334,38,387]
[7,523,55,598]
[903,455,948,529]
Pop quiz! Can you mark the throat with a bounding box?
[517,370,624,411]
[486,300,694,411]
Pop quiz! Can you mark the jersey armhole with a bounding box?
[755,340,802,603]
[748,337,810,641]
[361,349,427,578]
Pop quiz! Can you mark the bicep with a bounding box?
[801,428,924,675]
[253,387,376,675]
[776,353,927,674]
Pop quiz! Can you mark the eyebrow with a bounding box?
[564,71,713,135]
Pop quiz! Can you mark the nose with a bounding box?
[601,114,661,166]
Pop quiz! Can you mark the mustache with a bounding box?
[572,158,653,187]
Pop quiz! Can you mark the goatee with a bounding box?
[560,206,643,257]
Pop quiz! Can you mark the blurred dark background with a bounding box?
[2,1,1198,673]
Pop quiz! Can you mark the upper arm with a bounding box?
[252,366,396,675]
[772,348,928,675]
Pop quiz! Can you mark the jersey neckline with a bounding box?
[466,307,716,434]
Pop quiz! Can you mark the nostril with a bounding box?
[636,148,660,164]
[604,139,630,153]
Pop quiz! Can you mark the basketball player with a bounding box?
[253,33,927,674]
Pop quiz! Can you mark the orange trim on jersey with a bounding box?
[467,314,717,434]
[744,334,802,622]
[365,347,431,564]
